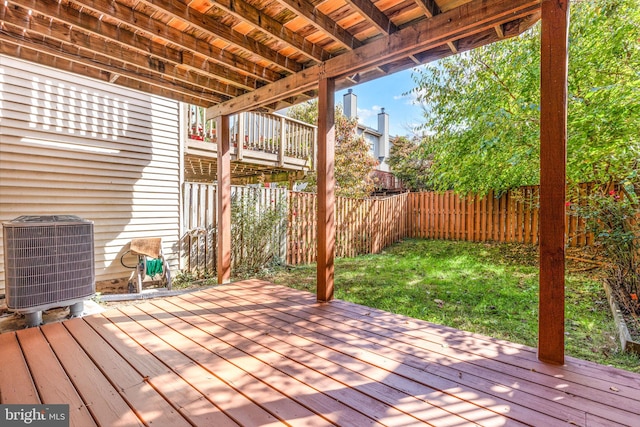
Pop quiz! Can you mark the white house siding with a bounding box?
[0,55,181,293]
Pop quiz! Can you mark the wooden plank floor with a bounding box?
[1,279,638,427]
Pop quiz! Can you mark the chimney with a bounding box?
[377,107,389,160]
[343,89,357,119]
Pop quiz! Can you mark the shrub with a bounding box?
[572,181,639,299]
[231,189,287,277]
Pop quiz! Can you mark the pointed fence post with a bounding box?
[538,0,570,365]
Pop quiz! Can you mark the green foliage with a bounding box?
[410,0,640,195]
[571,179,640,298]
[387,135,433,191]
[171,270,216,289]
[261,239,640,372]
[231,189,287,277]
[287,100,318,125]
[288,103,378,198]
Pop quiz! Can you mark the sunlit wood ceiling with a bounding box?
[0,0,541,114]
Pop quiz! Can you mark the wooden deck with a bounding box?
[1,280,638,427]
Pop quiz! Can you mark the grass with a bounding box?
[259,238,640,372]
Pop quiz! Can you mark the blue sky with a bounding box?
[335,68,424,137]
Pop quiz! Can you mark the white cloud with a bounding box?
[356,107,377,127]
[393,91,421,106]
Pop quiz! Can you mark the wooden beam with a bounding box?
[212,0,331,62]
[274,0,363,50]
[0,6,248,96]
[343,0,398,34]
[316,76,335,303]
[216,115,232,284]
[337,16,541,92]
[0,41,214,105]
[414,0,440,18]
[208,0,540,117]
[5,0,262,91]
[538,0,569,365]
[28,0,283,82]
[0,30,227,104]
[11,0,282,82]
[131,0,302,72]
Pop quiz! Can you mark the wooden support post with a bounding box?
[278,116,286,166]
[216,115,232,284]
[538,0,569,365]
[317,76,336,302]
[237,112,244,161]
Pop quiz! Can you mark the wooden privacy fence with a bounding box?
[183,183,410,272]
[181,182,288,274]
[406,183,597,247]
[183,182,607,275]
[287,192,409,265]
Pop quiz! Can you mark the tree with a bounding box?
[387,135,433,191]
[410,0,640,195]
[287,100,318,125]
[287,103,378,198]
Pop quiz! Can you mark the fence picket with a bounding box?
[183,183,609,274]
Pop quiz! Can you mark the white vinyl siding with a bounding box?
[0,55,181,293]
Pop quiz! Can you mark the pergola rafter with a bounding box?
[0,0,573,364]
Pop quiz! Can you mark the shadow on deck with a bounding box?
[1,280,638,426]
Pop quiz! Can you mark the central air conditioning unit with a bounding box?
[3,215,95,327]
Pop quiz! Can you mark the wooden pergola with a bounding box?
[1,0,568,364]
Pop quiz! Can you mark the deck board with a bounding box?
[39,322,144,427]
[237,287,636,423]
[1,279,639,427]
[207,284,585,425]
[132,300,383,427]
[152,297,446,426]
[171,291,532,427]
[15,327,97,427]
[217,281,639,425]
[60,319,191,427]
[0,332,39,404]
[81,315,240,426]
[100,307,280,426]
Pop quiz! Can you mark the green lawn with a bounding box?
[260,238,640,372]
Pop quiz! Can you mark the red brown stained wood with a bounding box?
[117,304,332,426]
[316,76,335,303]
[507,192,514,242]
[489,193,494,241]
[434,191,440,240]
[81,316,238,426]
[15,327,97,427]
[538,0,569,365]
[60,319,193,427]
[39,323,146,427]
[216,114,232,284]
[162,294,515,427]
[475,194,481,241]
[532,193,540,244]
[144,299,396,426]
[0,332,39,404]
[221,281,640,425]
[211,282,637,426]
[2,281,640,426]
[100,307,283,426]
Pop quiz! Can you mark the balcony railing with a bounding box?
[187,105,316,169]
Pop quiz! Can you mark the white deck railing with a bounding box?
[187,105,316,167]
